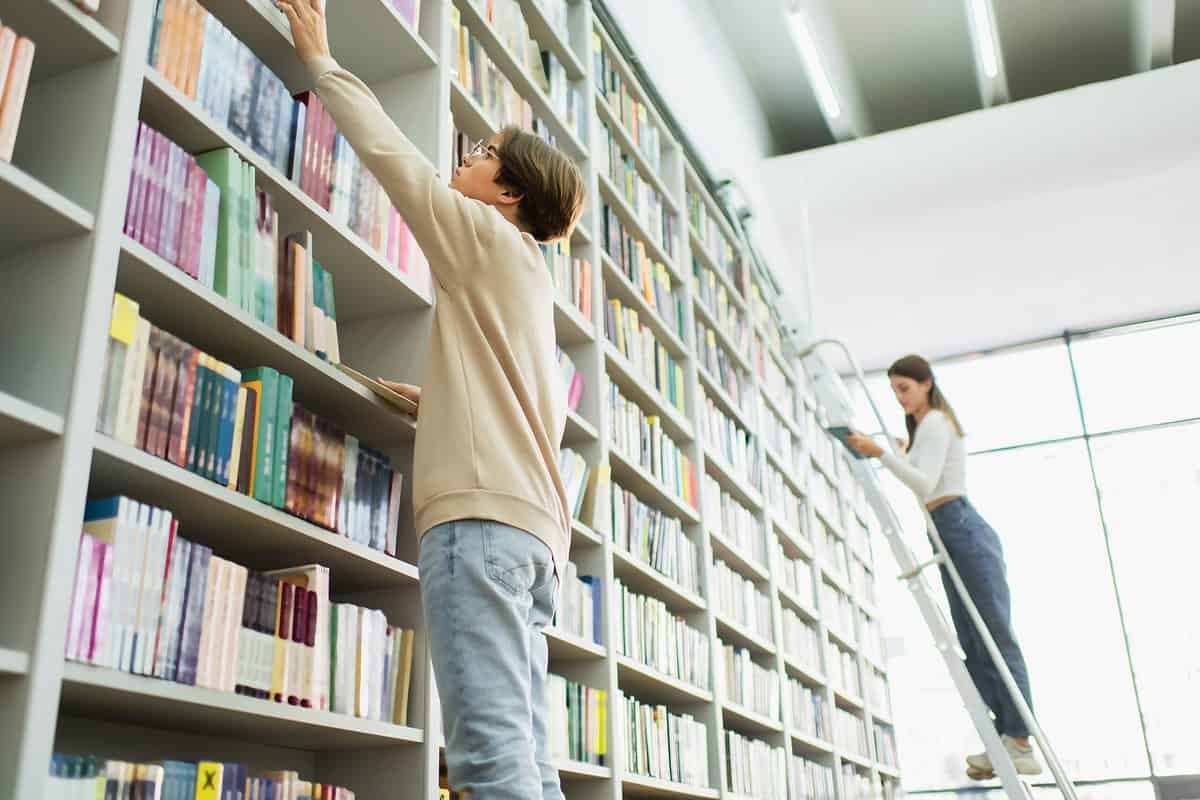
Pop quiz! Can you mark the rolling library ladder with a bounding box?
[797,339,1080,800]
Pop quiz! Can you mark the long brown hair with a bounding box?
[887,354,964,451]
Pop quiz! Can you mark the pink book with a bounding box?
[124,123,147,238]
[129,123,152,245]
[169,142,190,267]
[142,131,164,254]
[181,158,205,277]
[0,36,34,163]
[161,141,182,264]
[386,208,399,268]
[176,157,196,275]
[64,533,94,660]
[568,373,583,412]
[88,540,114,664]
[397,217,411,274]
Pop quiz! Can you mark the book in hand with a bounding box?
[337,363,419,416]
[826,425,870,460]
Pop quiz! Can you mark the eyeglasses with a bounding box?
[463,139,499,165]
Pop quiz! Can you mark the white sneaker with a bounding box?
[965,735,1044,777]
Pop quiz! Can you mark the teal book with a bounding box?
[240,366,279,504]
[195,149,244,311]
[186,357,212,475]
[273,373,294,509]
[242,160,256,318]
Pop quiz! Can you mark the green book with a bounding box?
[186,357,212,474]
[273,373,294,509]
[312,262,327,360]
[329,601,339,711]
[242,161,256,317]
[195,149,244,310]
[240,366,279,504]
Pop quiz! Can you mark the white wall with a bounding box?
[600,0,813,332]
[759,59,1200,370]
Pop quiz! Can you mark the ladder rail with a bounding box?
[799,339,1078,800]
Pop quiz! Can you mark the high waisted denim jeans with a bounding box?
[930,497,1034,738]
[419,518,564,800]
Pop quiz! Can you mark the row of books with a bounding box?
[810,467,841,531]
[765,463,804,534]
[555,559,601,645]
[782,609,820,673]
[776,544,816,608]
[699,392,760,490]
[605,298,687,417]
[48,756,354,800]
[696,321,752,409]
[835,707,871,760]
[790,677,831,741]
[330,602,415,723]
[149,2,426,281]
[724,731,786,800]
[710,559,773,643]
[842,764,873,800]
[758,344,797,423]
[602,216,683,339]
[822,579,855,643]
[608,380,695,507]
[874,722,898,768]
[859,610,884,665]
[450,8,560,151]
[557,348,584,413]
[791,755,836,800]
[596,121,676,258]
[686,188,739,284]
[610,482,700,594]
[590,32,663,173]
[704,477,766,567]
[541,238,593,320]
[0,24,35,163]
[100,296,405,553]
[558,447,592,525]
[623,696,708,788]
[761,400,803,477]
[614,578,710,690]
[868,668,892,718]
[749,281,785,355]
[722,643,779,721]
[547,674,608,766]
[830,642,862,699]
[818,525,851,586]
[693,259,751,357]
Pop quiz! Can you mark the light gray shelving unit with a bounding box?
[0,0,899,798]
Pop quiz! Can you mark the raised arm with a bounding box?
[879,412,952,499]
[276,0,492,290]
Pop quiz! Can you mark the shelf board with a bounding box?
[862,652,888,677]
[603,343,693,445]
[839,750,873,770]
[594,98,677,214]
[449,80,498,142]
[563,408,599,446]
[826,625,859,654]
[617,655,713,706]
[688,228,744,309]
[609,447,700,526]
[870,706,895,727]
[598,173,680,283]
[600,252,688,359]
[89,435,420,592]
[770,512,809,558]
[570,518,604,548]
[783,655,826,687]
[556,760,611,780]
[611,547,706,614]
[708,529,769,585]
[764,446,806,497]
[0,646,29,676]
[0,390,64,447]
[555,296,596,345]
[692,297,752,376]
[790,729,834,755]
[0,159,94,252]
[516,0,586,80]
[821,564,853,597]
[453,0,588,162]
[139,68,431,322]
[8,0,120,81]
[876,763,901,779]
[833,687,867,713]
[116,238,417,447]
[721,701,783,736]
[696,366,754,437]
[714,613,775,657]
[60,662,423,750]
[702,448,763,514]
[777,585,819,624]
[620,772,719,799]
[323,0,438,83]
[546,626,606,661]
[759,388,801,440]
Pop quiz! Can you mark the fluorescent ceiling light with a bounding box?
[967,0,999,78]
[789,12,841,119]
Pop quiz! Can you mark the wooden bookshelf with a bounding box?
[0,0,899,797]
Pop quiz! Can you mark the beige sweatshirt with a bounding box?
[308,57,571,576]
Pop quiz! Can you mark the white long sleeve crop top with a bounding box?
[879,410,966,503]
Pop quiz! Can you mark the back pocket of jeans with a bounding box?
[482,522,549,596]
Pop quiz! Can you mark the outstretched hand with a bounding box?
[275,0,331,67]
[378,379,421,416]
[846,432,884,459]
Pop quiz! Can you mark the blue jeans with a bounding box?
[930,498,1034,738]
[419,519,564,800]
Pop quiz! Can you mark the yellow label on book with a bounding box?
[109,293,140,345]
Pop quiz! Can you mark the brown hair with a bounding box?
[887,354,964,450]
[494,126,584,242]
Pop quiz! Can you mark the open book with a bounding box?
[338,364,419,416]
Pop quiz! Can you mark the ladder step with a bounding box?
[897,553,947,580]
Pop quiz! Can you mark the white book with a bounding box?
[116,318,152,445]
[122,502,152,673]
[354,607,369,718]
[198,178,220,289]
[222,563,248,692]
[156,536,190,679]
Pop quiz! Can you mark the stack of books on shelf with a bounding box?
[782,610,820,672]
[819,525,850,579]
[596,121,674,252]
[610,483,700,593]
[705,480,766,565]
[821,582,854,642]
[590,32,662,172]
[686,189,739,287]
[834,707,870,760]
[710,560,772,643]
[756,345,795,420]
[547,674,608,765]
[542,238,592,320]
[608,380,695,505]
[622,696,708,788]
[696,321,751,407]
[869,670,892,719]
[557,348,585,413]
[699,393,759,489]
[148,2,429,285]
[721,644,779,721]
[99,295,406,556]
[789,677,830,741]
[841,765,873,800]
[749,282,783,351]
[790,755,835,800]
[762,404,803,475]
[830,644,861,698]
[615,579,709,689]
[68,499,414,723]
[874,722,897,768]
[693,260,751,351]
[48,756,356,799]
[559,447,592,522]
[724,731,786,800]
[849,557,876,607]
[860,610,885,663]
[777,544,815,606]
[0,23,35,163]
[765,464,803,532]
[603,220,683,338]
[605,296,687,416]
[555,560,601,645]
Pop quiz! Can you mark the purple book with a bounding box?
[175,542,212,686]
